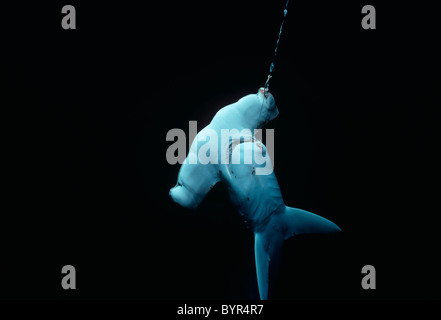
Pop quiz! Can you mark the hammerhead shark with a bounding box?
[170,88,341,299]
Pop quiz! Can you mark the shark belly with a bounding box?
[225,140,285,232]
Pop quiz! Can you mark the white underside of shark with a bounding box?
[170,88,341,299]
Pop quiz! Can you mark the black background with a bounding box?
[1,0,439,299]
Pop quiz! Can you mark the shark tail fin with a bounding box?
[254,226,284,300]
[254,207,341,300]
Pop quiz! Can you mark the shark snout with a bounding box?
[169,184,198,210]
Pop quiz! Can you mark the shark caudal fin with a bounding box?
[254,227,283,300]
[254,207,341,300]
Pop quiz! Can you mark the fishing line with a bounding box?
[264,0,290,97]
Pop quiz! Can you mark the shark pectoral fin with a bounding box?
[254,223,284,300]
[283,207,342,239]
